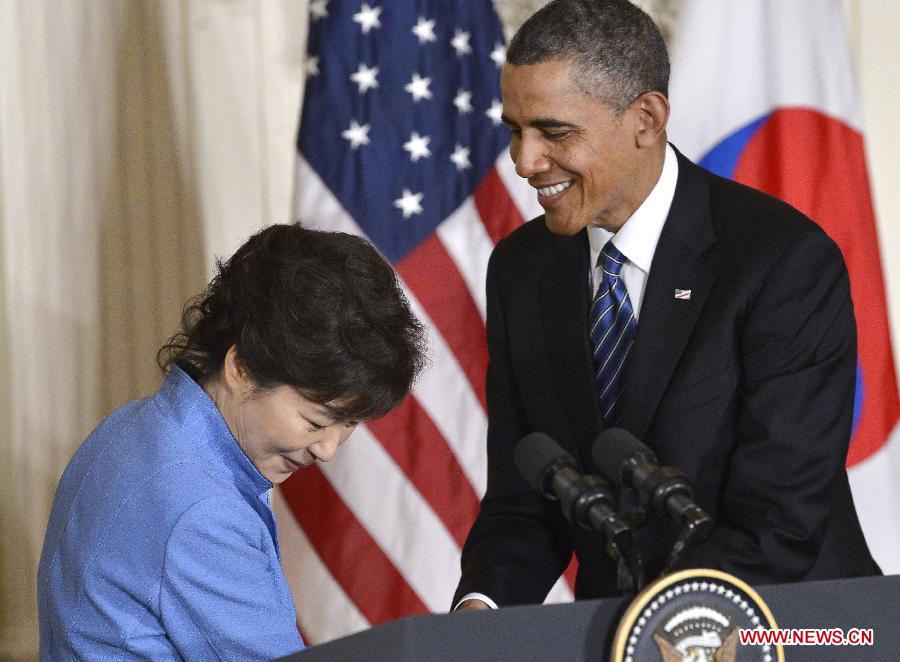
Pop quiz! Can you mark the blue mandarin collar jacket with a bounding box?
[38,365,305,660]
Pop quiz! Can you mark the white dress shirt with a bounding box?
[587,143,679,319]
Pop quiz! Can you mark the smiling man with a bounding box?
[501,57,667,236]
[453,0,879,611]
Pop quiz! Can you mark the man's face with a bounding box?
[501,59,645,234]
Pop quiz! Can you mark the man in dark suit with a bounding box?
[454,0,879,611]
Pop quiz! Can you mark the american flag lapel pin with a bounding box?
[674,289,692,300]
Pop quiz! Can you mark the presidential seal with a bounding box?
[611,569,783,662]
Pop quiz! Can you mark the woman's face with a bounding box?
[208,347,358,484]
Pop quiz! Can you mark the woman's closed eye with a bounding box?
[301,415,328,432]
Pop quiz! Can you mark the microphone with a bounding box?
[514,432,619,530]
[591,428,714,569]
[514,432,644,593]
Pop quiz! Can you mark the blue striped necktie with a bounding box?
[590,241,637,426]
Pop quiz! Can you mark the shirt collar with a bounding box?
[588,142,679,272]
[156,364,274,497]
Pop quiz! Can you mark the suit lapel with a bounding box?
[539,227,602,462]
[620,151,718,439]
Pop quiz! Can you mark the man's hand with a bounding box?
[455,599,491,612]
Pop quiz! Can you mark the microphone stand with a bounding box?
[660,500,715,574]
[570,476,645,595]
[592,429,716,583]
[625,466,715,576]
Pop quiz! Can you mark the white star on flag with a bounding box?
[412,17,437,44]
[486,99,503,125]
[341,120,371,149]
[309,0,328,21]
[451,29,472,56]
[490,43,506,68]
[450,144,472,171]
[353,4,382,34]
[403,132,432,162]
[404,73,433,102]
[350,63,379,93]
[453,89,473,114]
[305,55,320,77]
[394,188,424,218]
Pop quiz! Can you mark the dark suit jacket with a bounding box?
[454,148,880,606]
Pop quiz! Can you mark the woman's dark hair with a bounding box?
[158,223,427,421]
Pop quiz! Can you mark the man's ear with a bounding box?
[634,91,669,148]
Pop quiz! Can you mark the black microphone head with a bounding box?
[591,428,657,486]
[514,432,576,495]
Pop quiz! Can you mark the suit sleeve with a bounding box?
[159,496,305,661]
[685,230,859,582]
[453,247,573,607]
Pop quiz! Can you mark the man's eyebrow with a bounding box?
[500,115,578,130]
[532,118,577,129]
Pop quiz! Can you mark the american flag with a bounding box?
[275,0,573,644]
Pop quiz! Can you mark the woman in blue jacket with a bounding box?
[37,223,426,660]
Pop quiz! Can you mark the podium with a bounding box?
[282,575,899,661]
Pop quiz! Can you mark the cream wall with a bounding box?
[844,0,900,351]
[0,1,896,659]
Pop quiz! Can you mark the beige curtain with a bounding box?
[1,1,897,659]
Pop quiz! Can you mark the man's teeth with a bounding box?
[537,181,573,196]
